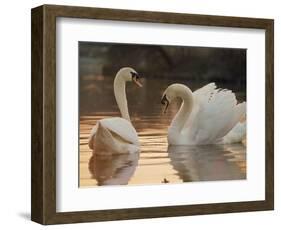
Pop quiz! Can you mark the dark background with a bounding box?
[79,42,246,115]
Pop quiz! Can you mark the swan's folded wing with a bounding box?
[187,83,246,143]
[89,117,139,145]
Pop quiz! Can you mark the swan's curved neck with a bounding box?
[171,88,193,132]
[114,74,130,121]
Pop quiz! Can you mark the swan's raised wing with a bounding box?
[186,83,246,144]
[193,82,217,99]
[89,117,139,145]
[183,83,216,131]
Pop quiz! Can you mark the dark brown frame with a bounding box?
[31,4,274,225]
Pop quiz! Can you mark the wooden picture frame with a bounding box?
[31,4,274,225]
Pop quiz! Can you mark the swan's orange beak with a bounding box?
[133,77,143,87]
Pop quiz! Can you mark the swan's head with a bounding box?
[116,67,142,87]
[161,84,192,113]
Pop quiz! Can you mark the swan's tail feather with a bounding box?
[222,101,246,137]
[222,121,246,144]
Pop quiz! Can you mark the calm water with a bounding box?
[79,77,246,187]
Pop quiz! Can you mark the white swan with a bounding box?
[161,83,246,145]
[88,67,142,154]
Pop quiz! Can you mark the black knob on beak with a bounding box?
[161,95,167,105]
[161,95,169,114]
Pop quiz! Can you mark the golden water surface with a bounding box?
[79,77,246,187]
[79,112,246,187]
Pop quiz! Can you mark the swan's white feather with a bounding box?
[87,67,140,154]
[183,83,246,144]
[89,117,139,147]
[222,121,246,144]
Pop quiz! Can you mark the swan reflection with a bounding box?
[168,144,246,182]
[88,152,139,186]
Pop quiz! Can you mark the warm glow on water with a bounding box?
[79,77,246,187]
[79,113,246,187]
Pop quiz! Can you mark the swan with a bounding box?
[88,67,142,154]
[161,83,246,145]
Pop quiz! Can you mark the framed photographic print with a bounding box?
[31,4,274,225]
